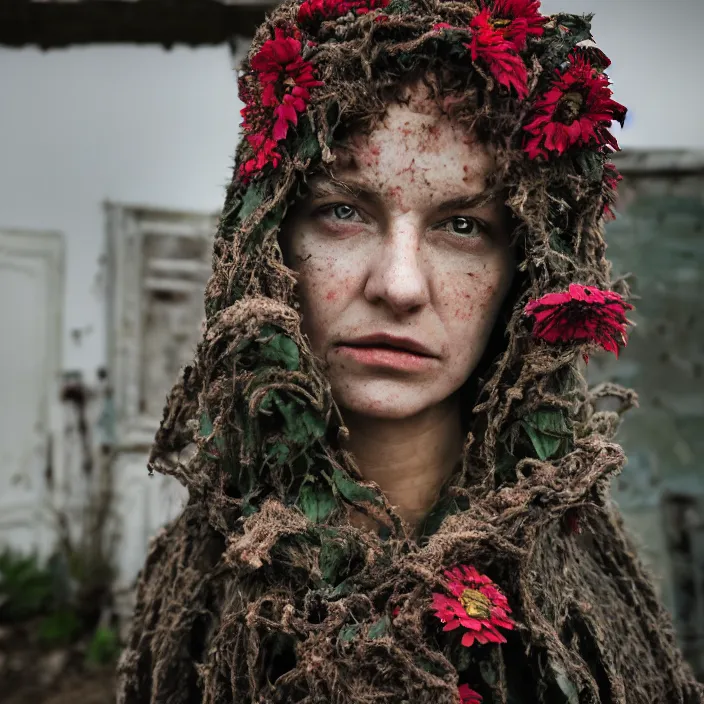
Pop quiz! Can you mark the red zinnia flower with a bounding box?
[298,0,390,26]
[523,53,627,160]
[241,132,281,180]
[524,283,633,357]
[483,0,547,50]
[250,27,322,111]
[430,565,515,647]
[459,684,483,704]
[602,162,622,221]
[469,10,529,99]
[239,27,323,182]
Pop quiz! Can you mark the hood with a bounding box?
[118,2,702,703]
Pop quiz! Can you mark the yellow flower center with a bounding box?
[556,91,585,124]
[459,589,492,619]
[491,18,512,29]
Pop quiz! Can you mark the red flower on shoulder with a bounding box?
[524,283,633,357]
[469,10,529,99]
[430,565,515,647]
[485,0,547,50]
[523,52,627,160]
[459,684,483,704]
[239,27,323,182]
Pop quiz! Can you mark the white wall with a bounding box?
[0,44,242,376]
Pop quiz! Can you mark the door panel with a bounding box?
[105,204,216,587]
[0,229,63,556]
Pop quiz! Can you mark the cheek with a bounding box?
[439,262,512,333]
[295,252,359,325]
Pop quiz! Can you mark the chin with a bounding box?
[331,377,452,420]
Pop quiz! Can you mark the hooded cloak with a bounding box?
[116,1,704,702]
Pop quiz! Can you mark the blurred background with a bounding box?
[0,0,702,701]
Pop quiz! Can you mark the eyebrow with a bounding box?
[308,177,376,201]
[307,176,500,213]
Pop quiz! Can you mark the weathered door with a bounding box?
[105,203,217,589]
[0,229,64,557]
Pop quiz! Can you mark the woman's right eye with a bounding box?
[328,204,357,220]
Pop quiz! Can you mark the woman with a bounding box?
[117,1,703,702]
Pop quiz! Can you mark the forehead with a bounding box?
[322,84,496,202]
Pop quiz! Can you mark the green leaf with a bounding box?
[199,411,226,455]
[296,117,322,163]
[260,391,327,465]
[368,615,390,640]
[267,392,326,445]
[332,577,356,597]
[258,202,286,235]
[266,442,290,464]
[297,482,337,523]
[300,408,328,442]
[319,533,358,586]
[520,409,572,461]
[575,150,604,184]
[238,180,268,223]
[386,0,410,14]
[199,411,213,437]
[319,541,346,584]
[259,326,300,371]
[339,624,361,642]
[331,468,379,505]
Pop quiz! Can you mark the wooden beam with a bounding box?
[0,0,275,49]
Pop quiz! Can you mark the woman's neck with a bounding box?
[340,396,464,531]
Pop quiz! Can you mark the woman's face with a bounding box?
[282,85,515,420]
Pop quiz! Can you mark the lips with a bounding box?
[337,333,437,358]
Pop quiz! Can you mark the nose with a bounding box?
[363,215,430,315]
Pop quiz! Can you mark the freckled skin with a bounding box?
[281,85,515,420]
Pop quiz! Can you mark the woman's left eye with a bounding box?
[442,216,483,238]
[331,204,357,220]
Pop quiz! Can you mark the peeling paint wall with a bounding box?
[593,153,704,674]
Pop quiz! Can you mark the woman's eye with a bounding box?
[331,204,357,220]
[443,216,482,237]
